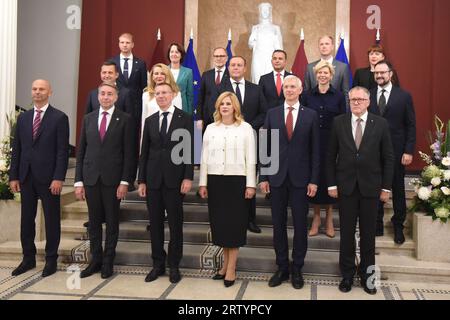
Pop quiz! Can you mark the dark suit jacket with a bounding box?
[217,80,268,130]
[112,55,148,120]
[10,105,69,184]
[259,105,320,188]
[85,87,134,115]
[326,113,394,197]
[198,68,229,123]
[353,67,377,90]
[258,71,292,110]
[368,86,416,158]
[138,108,194,189]
[304,59,350,96]
[75,108,136,186]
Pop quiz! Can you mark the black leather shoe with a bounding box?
[248,221,261,233]
[42,261,57,277]
[338,278,353,293]
[360,278,377,295]
[291,270,304,289]
[394,226,405,244]
[212,273,226,280]
[83,221,89,228]
[224,279,235,287]
[80,262,102,278]
[145,268,165,282]
[11,260,36,276]
[101,264,114,279]
[268,270,289,287]
[169,268,181,283]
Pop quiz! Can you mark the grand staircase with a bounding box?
[1,159,450,283]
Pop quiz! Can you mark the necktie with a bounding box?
[215,70,221,86]
[99,111,108,142]
[286,107,294,141]
[378,89,386,115]
[355,118,363,150]
[234,82,243,106]
[160,112,169,142]
[32,110,42,140]
[276,73,282,97]
[123,58,129,80]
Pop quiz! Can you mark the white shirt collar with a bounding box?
[216,66,226,73]
[284,101,300,111]
[231,78,245,86]
[378,81,393,93]
[352,111,368,123]
[159,105,175,115]
[274,70,285,76]
[120,53,133,61]
[34,104,49,113]
[321,57,334,65]
[100,106,115,116]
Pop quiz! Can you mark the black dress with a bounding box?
[207,175,249,248]
[302,85,346,205]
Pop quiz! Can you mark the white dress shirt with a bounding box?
[284,101,300,130]
[377,82,393,105]
[273,70,286,85]
[159,105,176,132]
[171,68,180,82]
[230,78,246,103]
[199,121,256,188]
[120,54,133,75]
[215,67,226,83]
[33,104,49,122]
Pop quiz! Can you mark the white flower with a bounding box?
[435,207,450,219]
[444,170,450,181]
[442,157,450,167]
[441,187,450,196]
[431,177,442,187]
[0,159,7,172]
[418,187,432,200]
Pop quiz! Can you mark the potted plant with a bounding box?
[409,116,450,262]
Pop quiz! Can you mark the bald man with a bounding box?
[9,79,70,278]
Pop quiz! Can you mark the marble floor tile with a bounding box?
[10,292,81,300]
[167,277,242,300]
[94,274,171,299]
[242,281,311,300]
[316,285,386,300]
[395,281,450,292]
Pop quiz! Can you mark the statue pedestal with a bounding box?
[414,212,450,263]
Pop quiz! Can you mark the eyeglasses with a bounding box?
[213,55,227,58]
[374,70,391,75]
[349,98,369,104]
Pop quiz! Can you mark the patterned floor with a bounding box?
[1,261,450,301]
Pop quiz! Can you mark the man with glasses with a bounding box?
[197,47,230,129]
[326,86,394,295]
[369,61,416,244]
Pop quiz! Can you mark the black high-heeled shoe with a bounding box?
[212,273,225,280]
[224,278,235,287]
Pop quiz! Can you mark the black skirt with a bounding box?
[207,175,249,248]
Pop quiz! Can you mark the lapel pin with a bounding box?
[116,118,120,121]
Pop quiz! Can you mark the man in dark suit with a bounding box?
[85,60,134,116]
[75,83,136,279]
[304,35,350,106]
[326,86,394,295]
[138,83,194,284]
[9,79,69,277]
[111,33,147,125]
[197,47,230,129]
[217,56,268,234]
[259,75,320,289]
[369,61,416,244]
[258,50,292,110]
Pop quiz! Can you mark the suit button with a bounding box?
[320,106,324,110]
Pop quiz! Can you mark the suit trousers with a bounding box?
[85,178,120,264]
[377,160,406,229]
[147,185,184,269]
[20,173,61,262]
[339,185,378,280]
[270,177,308,272]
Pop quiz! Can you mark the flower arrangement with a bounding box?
[409,116,450,223]
[0,111,19,200]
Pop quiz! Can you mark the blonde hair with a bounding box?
[213,92,244,125]
[146,63,179,100]
[313,60,335,77]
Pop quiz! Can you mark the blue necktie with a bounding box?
[123,58,129,80]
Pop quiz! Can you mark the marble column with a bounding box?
[0,0,18,142]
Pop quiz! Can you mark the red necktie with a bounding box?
[276,73,282,97]
[215,70,221,86]
[32,110,42,140]
[286,107,294,141]
[99,111,108,142]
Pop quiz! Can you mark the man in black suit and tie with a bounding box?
[138,83,194,284]
[369,61,416,244]
[85,60,134,116]
[9,79,69,277]
[259,75,320,289]
[327,86,394,295]
[111,33,147,125]
[258,50,292,110]
[218,56,268,233]
[197,47,230,130]
[75,83,136,279]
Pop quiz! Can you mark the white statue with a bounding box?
[248,3,283,84]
